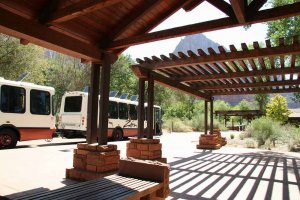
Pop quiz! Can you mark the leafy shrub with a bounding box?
[266,94,291,123]
[245,117,282,147]
[162,118,193,132]
[279,124,300,151]
[245,139,255,148]
[230,134,234,139]
[239,133,245,140]
[190,113,227,131]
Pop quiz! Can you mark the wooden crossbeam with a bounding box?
[230,0,246,23]
[183,0,205,12]
[151,72,211,100]
[0,7,102,62]
[47,0,122,24]
[141,41,300,70]
[247,0,267,13]
[212,87,300,96]
[107,2,300,50]
[178,67,300,82]
[206,0,235,18]
[109,0,161,40]
[198,79,300,90]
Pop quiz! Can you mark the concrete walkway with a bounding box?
[0,132,299,200]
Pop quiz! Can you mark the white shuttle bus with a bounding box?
[0,77,56,149]
[57,91,162,140]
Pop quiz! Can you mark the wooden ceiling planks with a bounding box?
[134,37,300,99]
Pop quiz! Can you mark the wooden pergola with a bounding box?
[0,0,300,144]
[132,36,300,134]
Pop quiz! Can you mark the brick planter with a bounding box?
[126,138,167,163]
[197,129,227,149]
[66,143,120,181]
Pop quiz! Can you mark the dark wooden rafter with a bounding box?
[229,0,246,23]
[46,0,122,24]
[247,0,268,13]
[213,87,300,96]
[206,0,235,18]
[198,79,300,90]
[0,7,102,62]
[179,66,300,82]
[183,0,205,12]
[107,2,300,50]
[139,38,300,70]
[38,0,61,24]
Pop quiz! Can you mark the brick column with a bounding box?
[197,129,227,150]
[126,138,167,163]
[66,143,120,181]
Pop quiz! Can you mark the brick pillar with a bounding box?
[197,129,227,150]
[126,138,167,163]
[66,143,120,181]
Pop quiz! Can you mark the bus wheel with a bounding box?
[0,129,18,149]
[112,128,123,141]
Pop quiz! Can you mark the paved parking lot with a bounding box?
[1,132,300,200]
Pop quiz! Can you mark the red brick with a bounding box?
[77,143,88,150]
[100,150,120,156]
[73,149,77,154]
[97,144,117,152]
[129,138,139,143]
[97,164,118,172]
[86,144,98,151]
[140,155,149,160]
[104,155,120,164]
[127,149,141,157]
[137,143,149,150]
[77,149,90,155]
[86,157,99,166]
[148,143,162,151]
[86,165,97,172]
[73,154,87,170]
[126,142,136,149]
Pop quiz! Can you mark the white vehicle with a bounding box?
[0,77,55,149]
[57,91,162,140]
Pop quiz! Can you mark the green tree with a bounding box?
[266,94,292,122]
[254,94,270,113]
[0,34,47,83]
[234,99,252,110]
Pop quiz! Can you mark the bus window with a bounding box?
[129,104,137,120]
[64,96,82,112]
[30,90,51,115]
[119,103,128,119]
[0,85,25,113]
[108,101,118,119]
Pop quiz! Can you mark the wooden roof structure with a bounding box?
[0,0,300,63]
[132,36,300,101]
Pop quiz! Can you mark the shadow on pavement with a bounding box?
[168,149,300,200]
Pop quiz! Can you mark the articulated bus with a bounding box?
[0,77,56,149]
[57,91,162,140]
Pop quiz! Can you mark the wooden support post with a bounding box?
[147,74,154,139]
[204,101,208,135]
[86,63,100,144]
[138,79,145,138]
[210,97,214,134]
[98,53,113,145]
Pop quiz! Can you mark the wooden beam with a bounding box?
[144,41,300,70]
[138,79,145,139]
[86,63,101,144]
[0,8,102,62]
[179,67,300,82]
[98,53,114,145]
[47,0,122,24]
[107,2,300,50]
[199,79,300,90]
[183,0,205,12]
[210,98,214,134]
[206,0,235,18]
[247,0,267,13]
[147,74,154,139]
[151,72,211,100]
[213,87,300,96]
[38,0,61,24]
[230,0,246,23]
[204,101,208,135]
[109,0,161,40]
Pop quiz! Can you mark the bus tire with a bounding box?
[112,128,123,141]
[0,129,18,149]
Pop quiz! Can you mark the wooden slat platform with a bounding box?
[13,175,163,200]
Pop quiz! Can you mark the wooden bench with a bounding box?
[12,174,163,200]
